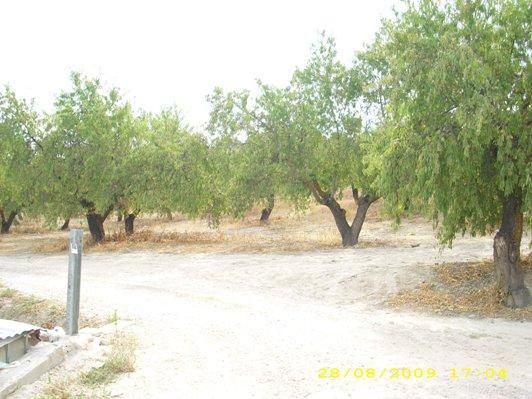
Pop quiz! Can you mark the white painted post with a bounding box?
[66,229,83,335]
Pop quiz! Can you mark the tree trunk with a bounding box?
[86,213,106,243]
[307,181,377,247]
[324,194,377,247]
[259,195,275,223]
[351,197,372,245]
[0,211,17,234]
[493,195,530,308]
[324,196,356,246]
[125,214,136,236]
[80,200,112,243]
[59,218,70,231]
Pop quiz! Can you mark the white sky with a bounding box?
[1,0,398,130]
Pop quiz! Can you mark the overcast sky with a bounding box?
[1,0,398,130]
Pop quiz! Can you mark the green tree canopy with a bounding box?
[35,73,213,240]
[0,87,41,233]
[39,73,135,241]
[128,108,211,230]
[372,0,531,307]
[208,35,380,245]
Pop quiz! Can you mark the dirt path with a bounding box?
[1,236,531,398]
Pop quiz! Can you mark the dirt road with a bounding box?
[1,236,531,398]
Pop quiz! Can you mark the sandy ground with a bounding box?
[1,222,531,399]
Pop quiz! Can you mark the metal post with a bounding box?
[66,229,83,335]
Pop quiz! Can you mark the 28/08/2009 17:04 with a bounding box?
[317,367,508,380]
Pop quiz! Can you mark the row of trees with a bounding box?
[0,74,211,241]
[0,0,529,307]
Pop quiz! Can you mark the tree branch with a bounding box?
[351,185,359,204]
[305,180,326,204]
[102,206,114,221]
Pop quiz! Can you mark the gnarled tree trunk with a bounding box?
[324,195,377,247]
[324,195,355,246]
[0,210,17,234]
[259,194,275,223]
[493,194,530,308]
[125,213,136,236]
[308,182,378,247]
[86,212,106,243]
[82,201,113,243]
[350,195,373,245]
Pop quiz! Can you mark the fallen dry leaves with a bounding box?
[387,254,532,321]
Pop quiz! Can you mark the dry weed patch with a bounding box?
[80,332,137,386]
[39,331,137,399]
[33,225,400,255]
[0,282,98,328]
[34,230,228,254]
[0,283,64,328]
[13,198,401,255]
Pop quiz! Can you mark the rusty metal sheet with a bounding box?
[0,319,39,342]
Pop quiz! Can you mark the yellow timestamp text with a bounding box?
[318,367,507,380]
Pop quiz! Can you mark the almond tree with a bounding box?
[374,0,531,307]
[40,73,134,242]
[0,87,40,233]
[118,108,211,235]
[207,86,288,223]
[208,36,380,246]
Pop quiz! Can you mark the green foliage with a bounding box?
[132,108,211,219]
[371,0,531,243]
[356,32,390,127]
[0,86,41,218]
[207,84,299,217]
[36,74,211,227]
[289,34,366,197]
[207,34,378,218]
[36,73,134,220]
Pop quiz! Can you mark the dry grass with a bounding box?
[5,194,420,257]
[387,254,532,321]
[28,199,406,255]
[38,377,93,399]
[38,217,323,256]
[34,230,230,254]
[80,332,137,386]
[39,331,137,399]
[39,377,80,399]
[34,228,398,255]
[10,225,55,235]
[94,230,228,251]
[0,282,99,329]
[0,283,64,329]
[34,240,70,254]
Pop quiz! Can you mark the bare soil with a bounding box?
[0,217,531,398]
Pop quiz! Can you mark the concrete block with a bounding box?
[0,341,65,399]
